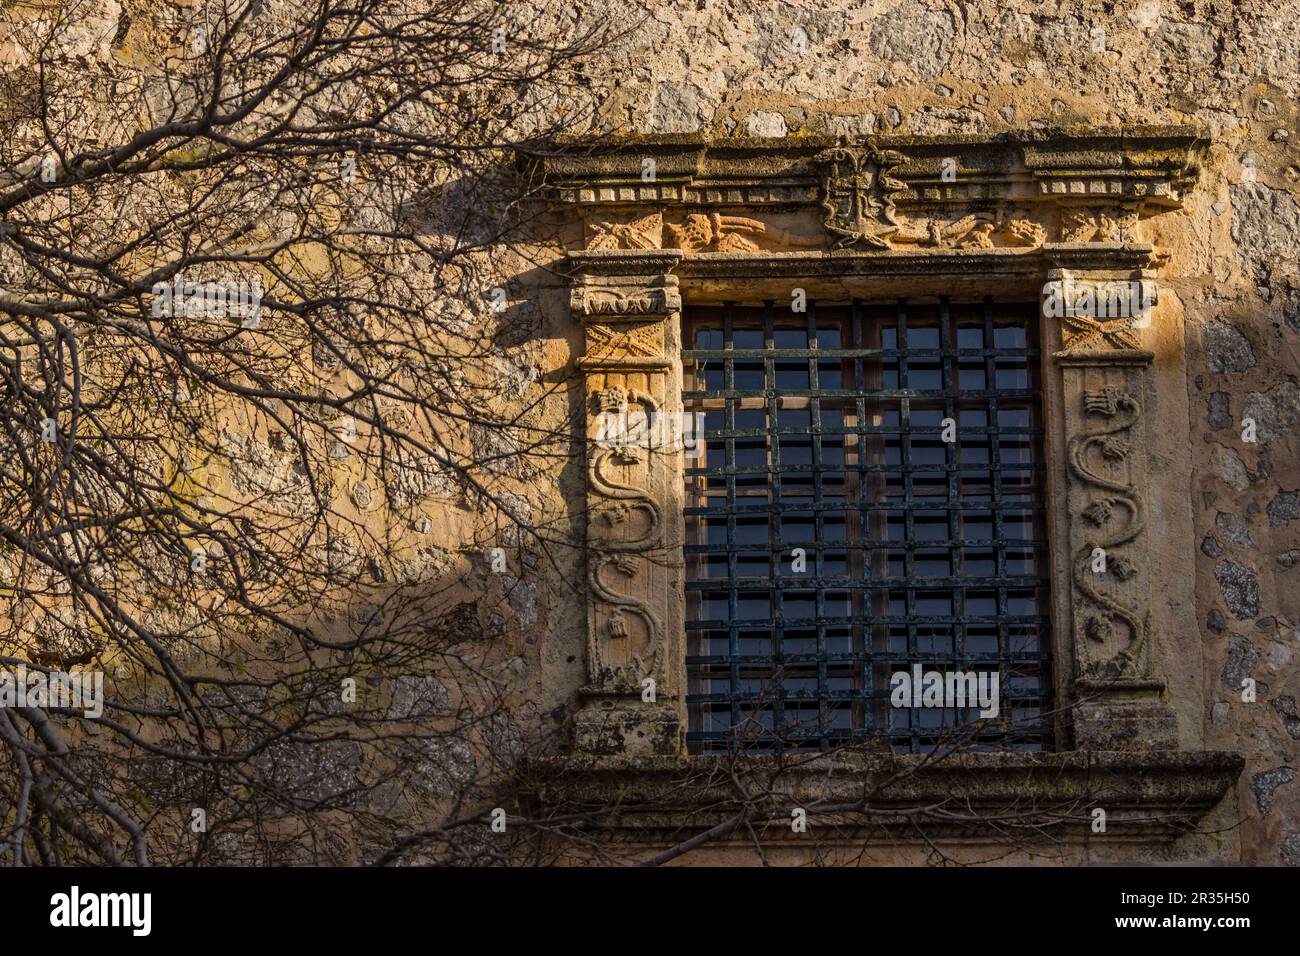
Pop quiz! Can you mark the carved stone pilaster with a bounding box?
[570,260,686,756]
[1043,256,1177,750]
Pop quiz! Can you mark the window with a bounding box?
[683,299,1052,753]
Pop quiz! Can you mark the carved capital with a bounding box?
[1044,267,1158,355]
[570,273,680,320]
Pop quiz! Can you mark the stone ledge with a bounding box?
[520,750,1243,846]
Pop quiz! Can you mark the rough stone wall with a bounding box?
[553,0,1298,865]
[0,0,596,863]
[7,0,1295,864]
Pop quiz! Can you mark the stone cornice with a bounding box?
[521,750,1243,845]
[519,127,1206,214]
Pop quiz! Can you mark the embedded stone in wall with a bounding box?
[1215,559,1262,620]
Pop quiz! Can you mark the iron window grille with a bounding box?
[683,299,1053,754]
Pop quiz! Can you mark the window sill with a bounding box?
[521,750,1243,847]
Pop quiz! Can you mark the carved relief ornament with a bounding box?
[585,382,666,691]
[570,274,682,704]
[588,212,663,251]
[892,211,1046,249]
[587,211,821,253]
[815,143,907,249]
[1067,386,1151,681]
[1045,273,1158,353]
[571,277,680,319]
[1060,205,1140,243]
[528,131,1206,259]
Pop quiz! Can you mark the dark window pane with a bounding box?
[684,300,1049,754]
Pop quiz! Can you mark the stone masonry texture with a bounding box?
[560,0,1300,865]
[13,0,1300,866]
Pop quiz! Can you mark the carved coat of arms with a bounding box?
[816,144,907,249]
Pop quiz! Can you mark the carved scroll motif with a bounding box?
[1067,386,1152,680]
[586,382,666,691]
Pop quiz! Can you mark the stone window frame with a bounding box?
[519,132,1243,846]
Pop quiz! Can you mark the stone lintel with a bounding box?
[566,247,1162,299]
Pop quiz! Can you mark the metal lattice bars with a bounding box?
[682,298,1052,753]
